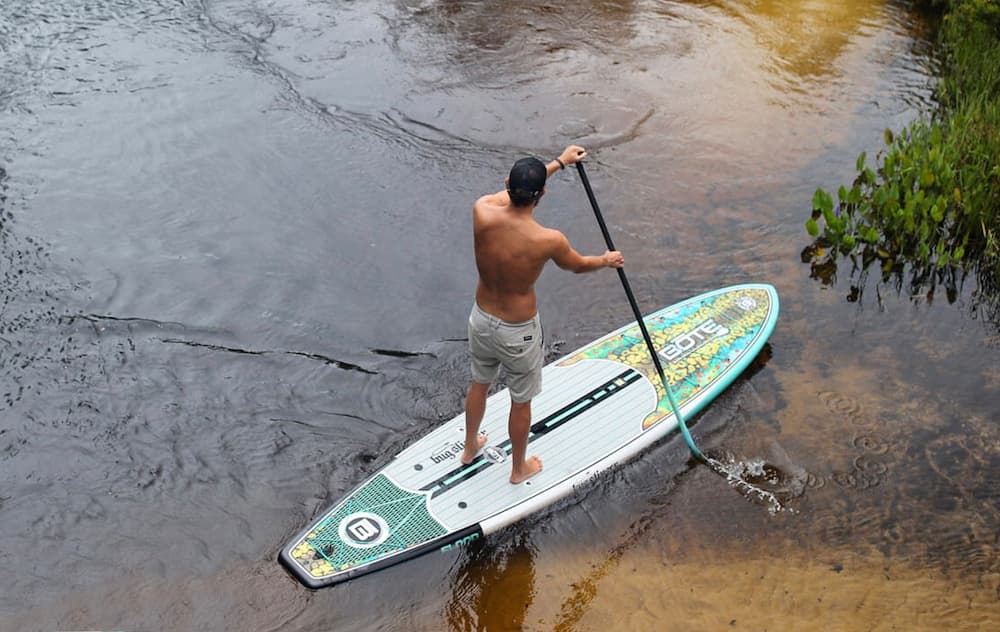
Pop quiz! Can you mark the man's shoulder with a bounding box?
[475,191,509,209]
[536,223,565,241]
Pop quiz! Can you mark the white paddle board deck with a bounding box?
[280,283,779,588]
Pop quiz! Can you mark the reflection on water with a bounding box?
[715,0,892,81]
[446,535,537,631]
[1,0,997,630]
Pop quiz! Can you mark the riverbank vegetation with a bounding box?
[804,0,999,312]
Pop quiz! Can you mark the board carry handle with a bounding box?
[574,161,706,461]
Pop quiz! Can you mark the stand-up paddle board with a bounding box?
[280,283,778,588]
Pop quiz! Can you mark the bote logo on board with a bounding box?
[660,318,730,362]
[431,440,464,464]
[338,512,390,549]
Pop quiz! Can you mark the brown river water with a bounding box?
[0,0,997,630]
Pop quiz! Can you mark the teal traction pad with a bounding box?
[306,473,446,570]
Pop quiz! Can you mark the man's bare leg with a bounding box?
[508,399,542,483]
[462,381,490,464]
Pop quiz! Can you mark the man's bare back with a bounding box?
[473,186,624,323]
[473,192,561,323]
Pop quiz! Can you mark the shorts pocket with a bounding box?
[497,323,536,353]
[504,329,542,365]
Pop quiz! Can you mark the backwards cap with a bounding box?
[508,157,547,205]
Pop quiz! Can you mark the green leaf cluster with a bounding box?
[806,0,1000,274]
[807,120,969,269]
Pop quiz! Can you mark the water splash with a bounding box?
[706,453,796,515]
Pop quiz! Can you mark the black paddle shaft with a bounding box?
[574,162,674,398]
[574,161,704,460]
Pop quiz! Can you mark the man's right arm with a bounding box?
[550,231,624,273]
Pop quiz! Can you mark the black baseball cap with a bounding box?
[508,157,547,205]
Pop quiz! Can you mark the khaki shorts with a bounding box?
[468,302,543,403]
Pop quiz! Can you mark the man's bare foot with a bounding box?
[510,455,543,484]
[460,433,488,464]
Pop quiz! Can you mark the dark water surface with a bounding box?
[1,0,997,630]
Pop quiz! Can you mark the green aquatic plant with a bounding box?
[804,0,1000,312]
[806,121,969,268]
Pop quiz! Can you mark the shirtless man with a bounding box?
[462,145,624,483]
